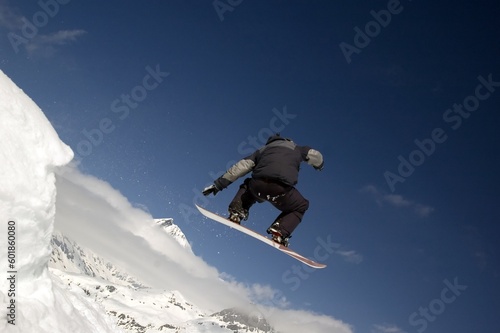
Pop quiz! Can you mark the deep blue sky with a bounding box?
[1,1,499,332]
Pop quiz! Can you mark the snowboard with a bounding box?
[195,204,326,269]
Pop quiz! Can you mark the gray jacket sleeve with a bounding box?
[214,158,256,190]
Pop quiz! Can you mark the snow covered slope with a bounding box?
[50,230,275,333]
[0,70,120,333]
[50,220,189,288]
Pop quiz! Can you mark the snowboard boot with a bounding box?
[267,221,290,247]
[228,206,249,225]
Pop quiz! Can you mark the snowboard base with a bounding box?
[196,204,326,269]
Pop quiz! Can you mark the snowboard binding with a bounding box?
[267,222,290,247]
[228,207,249,225]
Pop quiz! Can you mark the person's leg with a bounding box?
[246,178,309,239]
[269,187,309,238]
[228,178,257,222]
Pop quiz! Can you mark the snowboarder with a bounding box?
[202,134,324,246]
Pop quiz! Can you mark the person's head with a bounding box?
[266,133,291,145]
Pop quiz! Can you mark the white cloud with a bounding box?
[0,0,23,30]
[336,250,364,264]
[361,185,434,217]
[382,194,412,207]
[267,308,354,333]
[54,164,353,333]
[372,323,407,333]
[0,1,86,56]
[250,283,290,308]
[25,29,87,55]
[55,164,234,310]
[414,204,434,217]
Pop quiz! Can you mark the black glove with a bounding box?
[202,184,220,196]
[203,177,231,196]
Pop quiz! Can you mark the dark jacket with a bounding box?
[215,136,323,189]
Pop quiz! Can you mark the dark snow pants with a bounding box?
[229,177,309,237]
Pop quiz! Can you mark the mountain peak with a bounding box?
[155,218,192,252]
[155,218,174,227]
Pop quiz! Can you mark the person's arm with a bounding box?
[215,158,255,189]
[203,152,258,196]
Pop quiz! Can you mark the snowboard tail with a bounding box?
[195,204,326,269]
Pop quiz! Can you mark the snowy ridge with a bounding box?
[50,270,205,332]
[155,218,192,252]
[211,308,274,332]
[50,230,276,333]
[50,231,146,288]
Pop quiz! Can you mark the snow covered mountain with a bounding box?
[50,220,276,333]
[50,231,147,289]
[155,218,192,252]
